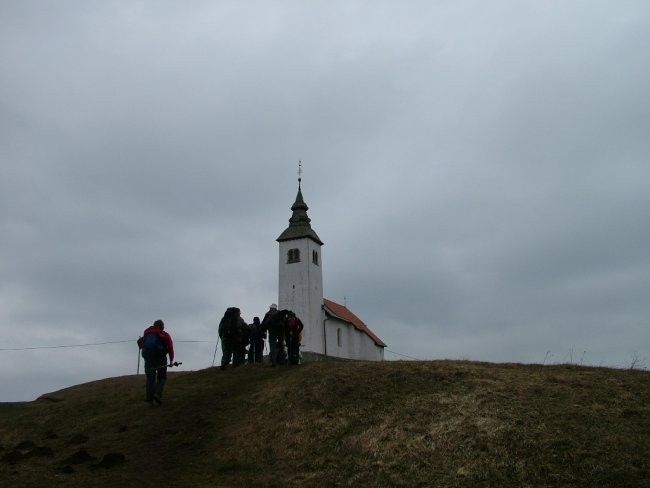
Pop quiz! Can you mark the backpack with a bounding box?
[268,311,287,337]
[219,313,240,340]
[140,331,166,355]
[287,317,297,333]
[261,312,273,332]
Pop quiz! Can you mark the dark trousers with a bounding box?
[221,337,234,366]
[233,343,246,366]
[143,352,167,401]
[287,335,301,365]
[248,339,264,363]
[268,334,285,365]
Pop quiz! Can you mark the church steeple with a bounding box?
[276,166,324,245]
[277,163,325,357]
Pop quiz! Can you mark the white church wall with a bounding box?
[324,317,384,361]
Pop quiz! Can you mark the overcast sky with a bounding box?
[1,1,649,401]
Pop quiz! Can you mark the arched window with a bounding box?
[337,328,342,347]
[312,250,319,265]
[287,248,300,263]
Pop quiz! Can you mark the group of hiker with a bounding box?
[218,304,304,370]
[137,304,304,405]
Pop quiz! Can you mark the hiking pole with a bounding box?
[151,361,183,373]
[154,361,182,371]
[137,338,142,375]
[211,336,220,367]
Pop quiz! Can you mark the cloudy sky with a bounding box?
[1,1,649,401]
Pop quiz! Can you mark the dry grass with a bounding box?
[1,360,649,487]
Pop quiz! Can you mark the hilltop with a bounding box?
[0,360,649,487]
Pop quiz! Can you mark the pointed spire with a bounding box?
[277,163,324,245]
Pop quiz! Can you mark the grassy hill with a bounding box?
[1,360,649,487]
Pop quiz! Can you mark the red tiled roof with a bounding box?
[323,298,386,347]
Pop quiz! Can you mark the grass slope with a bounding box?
[1,361,649,487]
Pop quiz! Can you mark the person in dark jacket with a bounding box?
[233,312,250,367]
[247,316,265,363]
[139,319,174,405]
[260,304,278,336]
[218,307,239,370]
[285,311,304,365]
[262,305,287,366]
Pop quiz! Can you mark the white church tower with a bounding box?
[276,172,325,356]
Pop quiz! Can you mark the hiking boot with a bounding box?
[153,394,163,405]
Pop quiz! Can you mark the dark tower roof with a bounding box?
[276,184,324,245]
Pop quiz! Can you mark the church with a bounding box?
[276,177,386,361]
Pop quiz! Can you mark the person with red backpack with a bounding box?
[285,311,304,365]
[138,319,174,405]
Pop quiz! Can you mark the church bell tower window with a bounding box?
[287,248,300,263]
[312,250,319,265]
